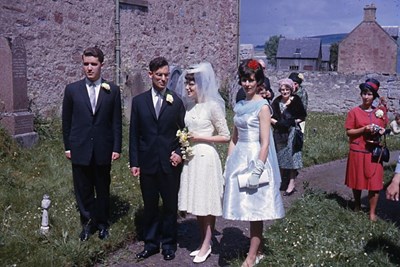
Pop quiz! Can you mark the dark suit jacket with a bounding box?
[271,94,306,132]
[62,78,122,166]
[129,89,185,175]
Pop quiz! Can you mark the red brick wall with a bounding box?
[338,22,397,75]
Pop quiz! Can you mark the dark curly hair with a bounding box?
[237,59,265,86]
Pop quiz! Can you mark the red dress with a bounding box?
[345,106,388,190]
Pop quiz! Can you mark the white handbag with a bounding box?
[237,159,272,188]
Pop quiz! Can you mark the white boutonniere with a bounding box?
[101,82,111,92]
[375,109,384,118]
[166,93,174,104]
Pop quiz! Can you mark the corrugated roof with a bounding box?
[277,38,321,59]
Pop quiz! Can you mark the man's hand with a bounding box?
[131,167,140,177]
[386,173,400,201]
[65,151,71,159]
[170,151,182,167]
[111,152,120,161]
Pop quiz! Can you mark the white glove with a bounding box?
[247,159,264,189]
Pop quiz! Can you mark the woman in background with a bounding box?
[345,78,388,221]
[271,79,306,196]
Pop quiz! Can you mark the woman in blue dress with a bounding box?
[223,59,285,267]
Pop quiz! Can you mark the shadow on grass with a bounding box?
[217,227,250,266]
[325,192,353,211]
[177,216,199,252]
[364,237,400,265]
[109,194,131,224]
[325,190,400,229]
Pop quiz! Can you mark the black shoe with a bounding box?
[79,226,92,241]
[136,248,159,260]
[162,249,175,261]
[283,188,297,196]
[98,228,109,240]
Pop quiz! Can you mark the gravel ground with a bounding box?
[97,151,400,267]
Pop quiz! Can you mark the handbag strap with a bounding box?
[383,133,387,147]
[377,133,388,163]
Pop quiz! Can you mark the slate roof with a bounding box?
[276,38,321,59]
[382,26,399,39]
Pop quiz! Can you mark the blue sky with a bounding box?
[240,0,400,45]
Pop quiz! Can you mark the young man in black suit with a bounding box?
[62,47,122,241]
[129,57,185,261]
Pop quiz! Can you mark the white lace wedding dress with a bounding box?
[178,101,230,216]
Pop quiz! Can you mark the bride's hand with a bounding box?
[189,133,198,142]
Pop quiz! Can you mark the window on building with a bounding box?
[303,65,313,71]
[289,65,299,70]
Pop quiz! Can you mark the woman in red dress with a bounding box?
[345,78,388,221]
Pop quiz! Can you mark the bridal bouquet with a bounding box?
[176,127,194,160]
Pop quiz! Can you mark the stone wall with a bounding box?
[229,71,400,116]
[267,71,400,115]
[0,0,239,118]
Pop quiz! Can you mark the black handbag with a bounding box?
[292,126,304,154]
[371,134,390,163]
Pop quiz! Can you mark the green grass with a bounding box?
[261,188,400,266]
[1,111,400,266]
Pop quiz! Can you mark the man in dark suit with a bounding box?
[129,57,185,261]
[62,47,122,241]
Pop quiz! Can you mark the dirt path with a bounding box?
[98,151,400,267]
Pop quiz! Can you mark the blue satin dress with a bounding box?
[223,99,285,221]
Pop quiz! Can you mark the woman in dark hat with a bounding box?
[345,78,388,221]
[288,72,307,109]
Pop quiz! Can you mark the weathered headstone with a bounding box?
[40,194,51,235]
[0,37,38,147]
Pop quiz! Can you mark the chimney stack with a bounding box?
[363,4,376,22]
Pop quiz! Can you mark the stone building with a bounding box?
[0,0,239,118]
[276,38,322,71]
[338,4,398,74]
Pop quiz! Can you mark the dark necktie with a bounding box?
[89,83,96,113]
[155,92,163,118]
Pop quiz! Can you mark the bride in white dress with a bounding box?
[174,62,230,263]
[223,59,285,267]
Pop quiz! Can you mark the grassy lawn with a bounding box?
[1,111,400,266]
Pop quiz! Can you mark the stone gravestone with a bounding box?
[0,37,38,147]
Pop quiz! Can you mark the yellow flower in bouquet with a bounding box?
[176,127,194,160]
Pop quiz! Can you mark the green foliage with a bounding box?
[330,43,339,71]
[0,127,19,160]
[0,118,140,266]
[264,35,284,67]
[302,112,349,166]
[261,190,400,266]
[2,111,400,266]
[302,112,400,167]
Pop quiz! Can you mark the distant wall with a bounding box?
[230,71,400,115]
[0,0,239,118]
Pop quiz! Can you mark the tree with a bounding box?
[329,43,338,71]
[264,35,284,67]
